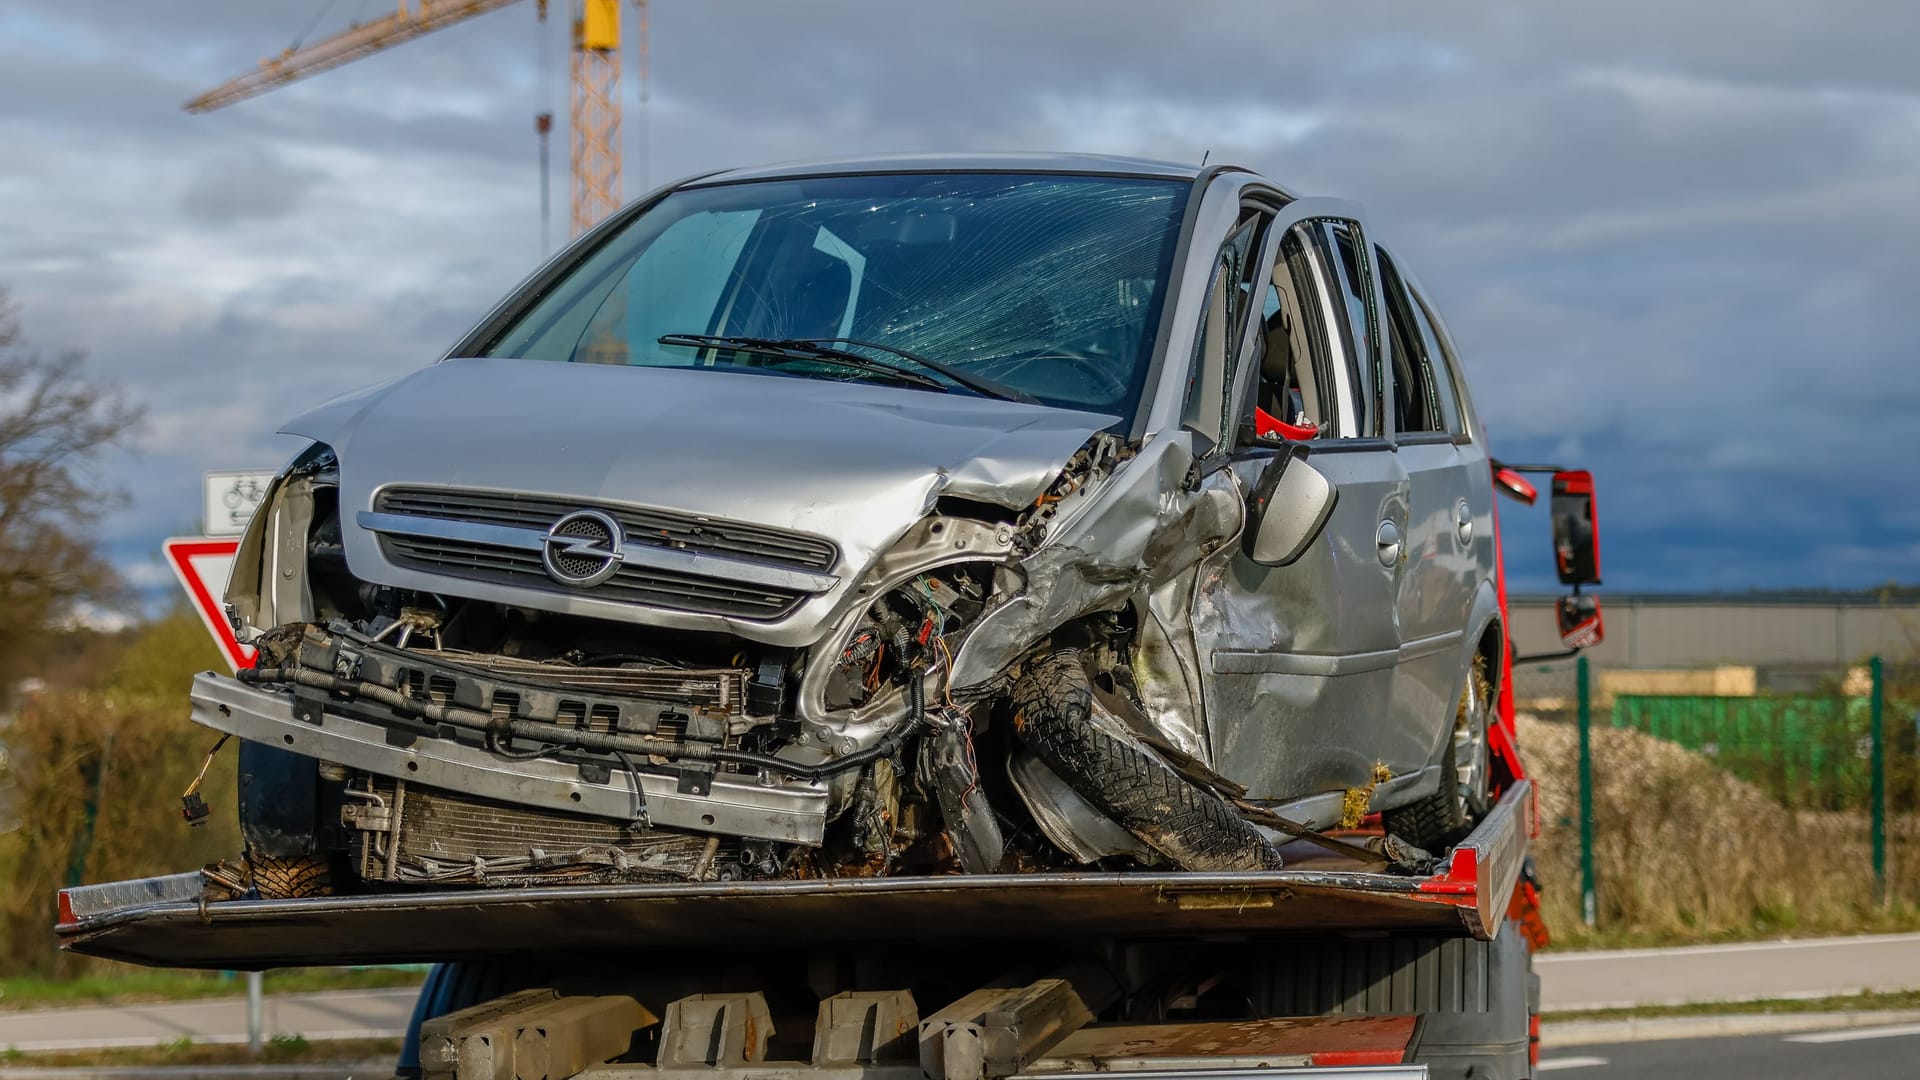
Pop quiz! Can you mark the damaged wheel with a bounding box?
[1012,649,1284,872]
[1384,655,1493,851]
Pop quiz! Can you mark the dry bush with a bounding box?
[1,613,235,976]
[1521,714,1920,947]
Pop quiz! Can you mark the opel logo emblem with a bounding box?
[541,509,625,587]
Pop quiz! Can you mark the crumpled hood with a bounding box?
[282,358,1114,629]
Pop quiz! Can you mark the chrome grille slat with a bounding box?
[378,526,806,618]
[379,488,836,570]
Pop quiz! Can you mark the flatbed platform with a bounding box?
[56,783,1528,970]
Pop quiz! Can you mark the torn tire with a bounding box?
[1012,649,1284,872]
[248,852,332,899]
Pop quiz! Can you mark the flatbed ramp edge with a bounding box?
[55,782,1530,970]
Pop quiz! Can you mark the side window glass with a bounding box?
[1314,223,1378,436]
[1409,290,1465,435]
[1373,248,1442,434]
[1184,212,1264,447]
[1248,230,1337,437]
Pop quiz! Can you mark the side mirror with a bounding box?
[1493,466,1538,505]
[1550,469,1601,586]
[1244,445,1337,566]
[1557,594,1605,648]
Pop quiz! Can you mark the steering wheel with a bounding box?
[988,348,1131,406]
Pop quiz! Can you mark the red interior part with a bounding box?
[1254,407,1320,442]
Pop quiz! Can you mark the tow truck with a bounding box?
[55,459,1596,1080]
[55,155,1610,1079]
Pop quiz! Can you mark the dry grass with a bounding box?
[0,1036,400,1069]
[1521,714,1920,948]
[0,967,424,1010]
[0,612,238,976]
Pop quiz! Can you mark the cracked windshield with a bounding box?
[478,172,1189,416]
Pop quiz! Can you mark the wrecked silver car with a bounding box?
[199,154,1504,893]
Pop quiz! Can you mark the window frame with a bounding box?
[1182,209,1270,452]
[1407,283,1477,445]
[1218,198,1390,452]
[1372,244,1454,444]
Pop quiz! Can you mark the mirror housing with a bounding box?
[1244,445,1338,567]
[1557,594,1605,649]
[1493,466,1538,505]
[1550,469,1601,586]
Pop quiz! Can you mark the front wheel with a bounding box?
[1383,655,1492,851]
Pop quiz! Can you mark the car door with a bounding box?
[1190,202,1425,815]
[1372,245,1480,749]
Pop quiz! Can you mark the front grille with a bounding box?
[382,535,807,619]
[379,487,837,570]
[374,487,833,620]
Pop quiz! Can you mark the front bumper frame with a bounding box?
[189,672,829,844]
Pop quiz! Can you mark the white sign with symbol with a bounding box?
[203,469,276,537]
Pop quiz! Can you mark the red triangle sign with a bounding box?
[162,537,256,672]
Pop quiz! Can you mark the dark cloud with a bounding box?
[1,0,1915,611]
[179,148,323,225]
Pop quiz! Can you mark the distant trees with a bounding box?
[0,287,142,686]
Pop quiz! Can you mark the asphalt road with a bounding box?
[1534,931,1920,1010]
[1538,1022,1920,1080]
[0,987,415,1054]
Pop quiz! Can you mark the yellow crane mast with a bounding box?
[186,0,644,237]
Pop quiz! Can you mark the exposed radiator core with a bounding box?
[346,775,730,887]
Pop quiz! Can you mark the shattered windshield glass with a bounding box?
[475,172,1191,417]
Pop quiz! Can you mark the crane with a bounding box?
[186,0,646,239]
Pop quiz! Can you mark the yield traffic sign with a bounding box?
[162,537,255,672]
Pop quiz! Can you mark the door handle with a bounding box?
[1456,499,1474,545]
[1375,520,1401,567]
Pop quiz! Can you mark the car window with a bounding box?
[480,173,1191,418]
[1315,223,1379,437]
[1246,228,1337,436]
[1409,288,1466,436]
[1183,211,1265,448]
[1373,247,1443,435]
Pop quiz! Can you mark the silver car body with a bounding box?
[224,153,1500,861]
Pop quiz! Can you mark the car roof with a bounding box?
[689,152,1209,186]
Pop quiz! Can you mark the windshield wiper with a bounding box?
[659,333,1036,404]
[794,338,1039,405]
[658,333,947,392]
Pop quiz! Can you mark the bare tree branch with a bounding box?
[0,287,144,683]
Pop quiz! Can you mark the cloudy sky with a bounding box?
[2,1,1916,608]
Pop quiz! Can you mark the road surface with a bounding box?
[1534,931,1920,1010]
[1538,1022,1920,1080]
[0,987,416,1054]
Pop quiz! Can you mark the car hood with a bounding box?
[282,358,1114,628]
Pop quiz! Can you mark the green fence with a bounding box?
[1610,693,1878,811]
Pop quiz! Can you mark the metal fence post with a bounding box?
[1870,656,1886,905]
[1578,655,1597,927]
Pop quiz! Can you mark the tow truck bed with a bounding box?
[56,783,1529,970]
